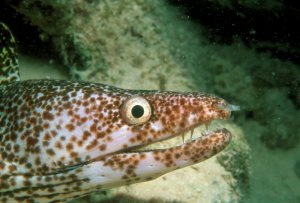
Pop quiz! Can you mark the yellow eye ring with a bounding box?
[121,96,152,125]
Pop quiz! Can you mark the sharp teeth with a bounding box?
[205,123,209,130]
[190,128,194,140]
[202,129,213,137]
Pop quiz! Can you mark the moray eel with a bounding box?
[0,23,236,202]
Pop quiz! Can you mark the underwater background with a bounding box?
[0,0,299,202]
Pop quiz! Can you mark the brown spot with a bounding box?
[82,101,89,106]
[43,122,50,129]
[35,157,41,165]
[86,139,98,150]
[83,131,91,140]
[42,111,54,120]
[154,156,160,161]
[70,135,77,142]
[77,140,83,147]
[66,143,74,151]
[174,153,181,159]
[50,130,58,137]
[70,152,78,158]
[65,123,75,132]
[8,164,16,172]
[43,141,49,147]
[26,136,38,148]
[43,133,51,141]
[81,117,88,123]
[19,157,27,165]
[46,149,56,156]
[63,102,71,109]
[89,123,97,133]
[55,141,63,149]
[0,162,5,170]
[96,132,105,138]
[99,144,107,151]
[23,180,31,187]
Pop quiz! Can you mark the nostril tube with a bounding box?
[217,103,240,112]
[227,104,240,111]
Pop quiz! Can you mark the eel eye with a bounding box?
[121,96,152,125]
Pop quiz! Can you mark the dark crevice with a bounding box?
[168,0,300,65]
[0,2,56,59]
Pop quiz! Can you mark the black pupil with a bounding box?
[131,105,144,118]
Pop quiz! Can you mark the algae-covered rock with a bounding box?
[10,0,194,91]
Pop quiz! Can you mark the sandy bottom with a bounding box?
[19,54,300,203]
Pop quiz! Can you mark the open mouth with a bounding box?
[122,122,228,154]
[94,123,232,175]
[49,123,231,176]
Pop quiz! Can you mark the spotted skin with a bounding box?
[0,23,19,84]
[0,23,233,202]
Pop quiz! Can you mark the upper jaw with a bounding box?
[105,97,234,156]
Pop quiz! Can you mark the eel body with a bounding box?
[0,23,234,202]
